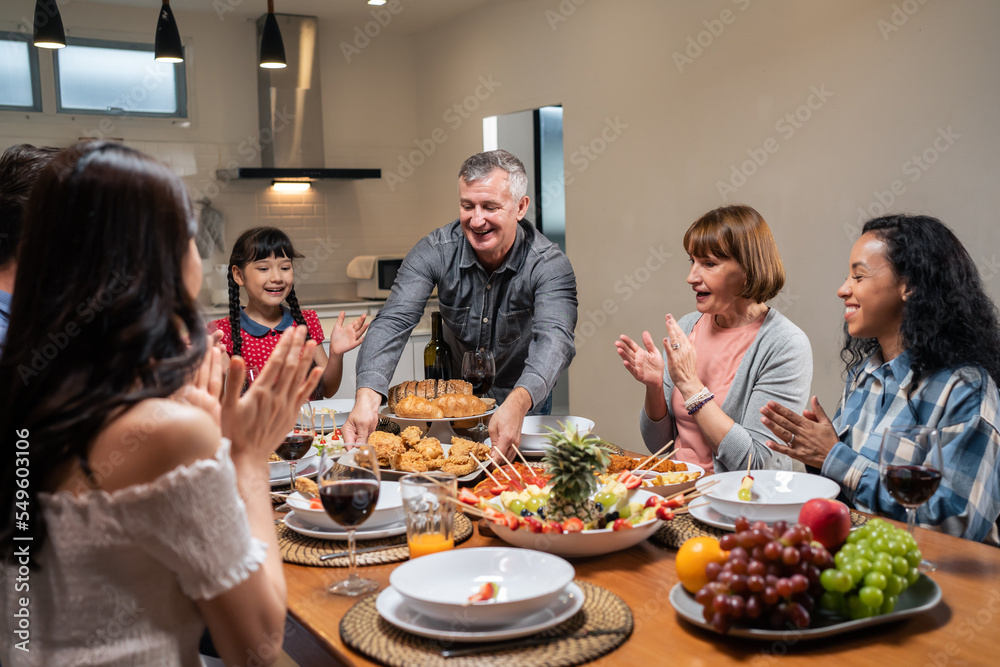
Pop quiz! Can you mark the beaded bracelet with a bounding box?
[687,393,715,415]
[683,387,712,412]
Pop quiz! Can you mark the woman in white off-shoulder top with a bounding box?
[0,142,322,667]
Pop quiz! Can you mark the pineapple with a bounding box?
[542,422,613,526]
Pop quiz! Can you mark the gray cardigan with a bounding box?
[638,308,812,473]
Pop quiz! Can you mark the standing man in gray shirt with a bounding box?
[343,150,578,459]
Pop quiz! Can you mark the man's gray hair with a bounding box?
[458,149,528,202]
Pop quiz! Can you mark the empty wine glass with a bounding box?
[461,349,495,443]
[879,425,944,572]
[317,443,382,596]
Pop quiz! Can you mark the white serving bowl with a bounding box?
[389,547,575,627]
[519,416,596,454]
[696,470,841,523]
[491,489,663,557]
[285,481,403,531]
[302,398,355,432]
[268,444,319,480]
[633,461,705,496]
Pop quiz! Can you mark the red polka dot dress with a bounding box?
[208,307,325,371]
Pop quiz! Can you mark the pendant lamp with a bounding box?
[33,0,66,49]
[259,0,286,69]
[154,0,184,63]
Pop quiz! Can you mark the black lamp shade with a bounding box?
[155,3,184,62]
[259,12,286,69]
[33,0,66,49]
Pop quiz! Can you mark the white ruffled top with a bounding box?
[0,439,267,667]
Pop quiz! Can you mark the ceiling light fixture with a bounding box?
[259,0,286,69]
[271,180,311,192]
[154,0,184,63]
[33,0,67,49]
[368,1,388,6]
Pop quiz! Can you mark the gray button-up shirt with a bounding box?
[355,219,578,410]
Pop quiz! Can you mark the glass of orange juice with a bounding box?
[400,472,456,559]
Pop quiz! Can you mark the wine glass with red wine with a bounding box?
[879,425,944,572]
[317,443,382,596]
[276,404,315,491]
[461,349,496,442]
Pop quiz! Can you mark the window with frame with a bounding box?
[0,32,42,112]
[53,37,187,117]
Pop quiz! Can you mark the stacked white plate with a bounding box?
[691,470,841,530]
[377,547,585,641]
[518,416,595,454]
[268,445,320,488]
[281,481,406,540]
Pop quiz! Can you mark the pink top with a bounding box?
[670,313,765,473]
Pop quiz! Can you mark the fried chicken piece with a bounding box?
[394,450,430,473]
[606,454,638,474]
[424,457,445,471]
[650,459,688,473]
[367,431,405,467]
[295,477,319,497]
[414,437,444,460]
[440,454,478,476]
[449,437,491,461]
[400,426,424,447]
[268,452,282,463]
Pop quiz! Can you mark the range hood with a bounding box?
[219,15,380,182]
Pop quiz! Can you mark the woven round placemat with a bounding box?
[278,512,474,567]
[651,509,870,549]
[340,580,632,667]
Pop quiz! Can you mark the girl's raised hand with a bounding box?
[328,310,369,356]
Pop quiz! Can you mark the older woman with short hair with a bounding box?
[616,205,812,473]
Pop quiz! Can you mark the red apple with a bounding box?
[798,498,851,551]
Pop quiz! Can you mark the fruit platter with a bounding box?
[453,424,713,557]
[670,498,942,638]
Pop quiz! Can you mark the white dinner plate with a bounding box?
[282,511,407,540]
[669,577,942,640]
[270,461,318,488]
[375,582,584,642]
[688,500,738,531]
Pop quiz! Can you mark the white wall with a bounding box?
[5,1,1000,450]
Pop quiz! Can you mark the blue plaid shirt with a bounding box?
[822,349,1000,545]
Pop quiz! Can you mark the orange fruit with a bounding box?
[676,536,729,594]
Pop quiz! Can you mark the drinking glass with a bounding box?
[317,444,382,596]
[879,425,944,572]
[401,472,457,558]
[276,404,315,490]
[461,349,496,442]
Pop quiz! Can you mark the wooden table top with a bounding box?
[277,506,1000,667]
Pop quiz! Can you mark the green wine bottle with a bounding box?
[423,311,453,380]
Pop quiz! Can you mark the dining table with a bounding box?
[275,491,1000,666]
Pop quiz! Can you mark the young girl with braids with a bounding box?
[208,227,368,398]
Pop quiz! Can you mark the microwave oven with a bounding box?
[347,255,405,299]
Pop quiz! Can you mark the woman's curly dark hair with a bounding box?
[841,214,1000,384]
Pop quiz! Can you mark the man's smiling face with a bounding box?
[459,168,529,273]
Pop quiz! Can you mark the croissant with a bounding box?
[394,394,445,419]
[434,393,488,418]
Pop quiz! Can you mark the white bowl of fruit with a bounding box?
[698,470,841,523]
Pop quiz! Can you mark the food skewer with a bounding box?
[512,445,533,468]
[492,447,524,483]
[491,462,514,483]
[662,477,719,503]
[738,449,755,501]
[474,457,505,489]
[634,439,674,471]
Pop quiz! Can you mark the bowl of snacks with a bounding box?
[389,547,575,626]
[696,470,840,523]
[519,416,595,454]
[633,462,705,496]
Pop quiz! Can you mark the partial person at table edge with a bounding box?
[616,204,812,473]
[343,149,578,459]
[760,214,1000,546]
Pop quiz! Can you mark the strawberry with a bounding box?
[612,518,633,531]
[542,520,563,534]
[468,582,499,603]
[309,498,322,510]
[666,496,683,509]
[504,512,521,531]
[617,470,632,484]
[523,516,544,533]
[458,488,481,505]
[644,496,660,509]
[562,517,585,533]
[623,474,642,490]
[656,506,675,521]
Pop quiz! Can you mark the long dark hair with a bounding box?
[841,214,1000,384]
[226,226,309,356]
[0,142,205,564]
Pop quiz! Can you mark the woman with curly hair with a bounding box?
[760,214,1000,545]
[0,142,322,665]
